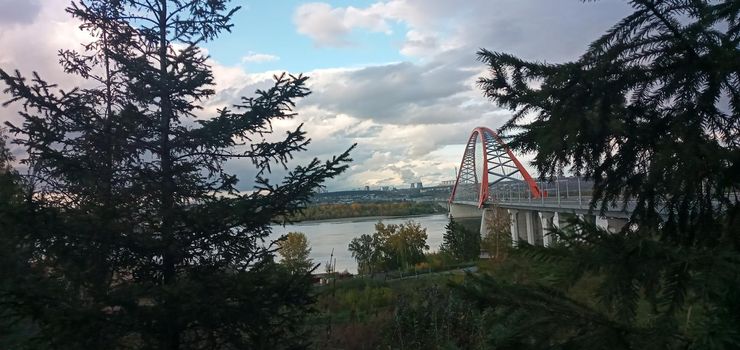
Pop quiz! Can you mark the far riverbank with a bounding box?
[288,201,446,222]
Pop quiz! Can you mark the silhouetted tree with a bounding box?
[440,218,480,262]
[0,0,352,349]
[0,129,34,349]
[461,1,740,349]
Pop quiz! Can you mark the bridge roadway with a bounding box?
[449,192,632,248]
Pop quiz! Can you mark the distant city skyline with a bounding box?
[0,0,633,191]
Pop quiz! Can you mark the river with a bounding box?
[271,214,451,274]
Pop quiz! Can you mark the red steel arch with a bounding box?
[449,127,542,208]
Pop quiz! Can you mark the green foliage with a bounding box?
[0,130,42,350]
[463,1,740,348]
[440,218,480,262]
[311,275,489,350]
[348,233,378,275]
[481,207,512,261]
[0,1,353,349]
[390,284,488,350]
[290,201,445,221]
[348,220,429,274]
[277,232,314,274]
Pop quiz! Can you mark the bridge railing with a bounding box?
[487,177,596,209]
[452,183,483,203]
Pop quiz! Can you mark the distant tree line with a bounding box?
[290,201,445,221]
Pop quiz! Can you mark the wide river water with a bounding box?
[271,214,450,274]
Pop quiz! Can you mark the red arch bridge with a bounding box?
[447,127,633,249]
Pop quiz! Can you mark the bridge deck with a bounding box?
[453,196,636,219]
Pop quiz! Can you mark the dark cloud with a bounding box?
[452,0,633,62]
[0,0,42,25]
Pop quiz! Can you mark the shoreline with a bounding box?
[284,212,448,225]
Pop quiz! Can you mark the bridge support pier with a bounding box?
[596,216,609,231]
[449,202,484,219]
[480,208,496,238]
[479,208,495,258]
[508,209,519,246]
[524,211,536,245]
[588,214,627,233]
[553,212,562,229]
[452,201,631,250]
[538,212,555,247]
[606,217,628,233]
[508,209,543,246]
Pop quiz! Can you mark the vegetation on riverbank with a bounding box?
[345,217,483,277]
[308,273,480,349]
[290,201,446,221]
[306,245,602,349]
[0,1,352,348]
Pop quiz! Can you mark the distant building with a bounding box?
[410,183,416,189]
[364,185,370,191]
[416,182,423,189]
[440,180,455,186]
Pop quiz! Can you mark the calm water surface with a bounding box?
[271,214,450,274]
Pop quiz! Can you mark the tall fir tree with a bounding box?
[440,218,480,262]
[460,1,740,349]
[0,1,353,349]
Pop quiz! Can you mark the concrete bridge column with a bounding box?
[553,212,562,229]
[508,209,519,246]
[449,203,483,219]
[607,217,628,233]
[479,208,494,258]
[538,212,555,247]
[524,211,536,245]
[480,208,494,238]
[596,216,609,231]
[577,213,586,237]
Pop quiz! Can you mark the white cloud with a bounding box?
[294,2,392,47]
[240,52,280,63]
[2,0,636,190]
[280,0,634,188]
[0,0,90,132]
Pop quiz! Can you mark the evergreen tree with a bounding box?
[0,129,32,349]
[0,1,353,349]
[440,218,480,262]
[461,1,740,349]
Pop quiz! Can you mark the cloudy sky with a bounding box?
[0,0,634,191]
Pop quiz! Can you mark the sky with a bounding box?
[0,0,635,191]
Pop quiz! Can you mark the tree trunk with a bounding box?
[157,1,179,349]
